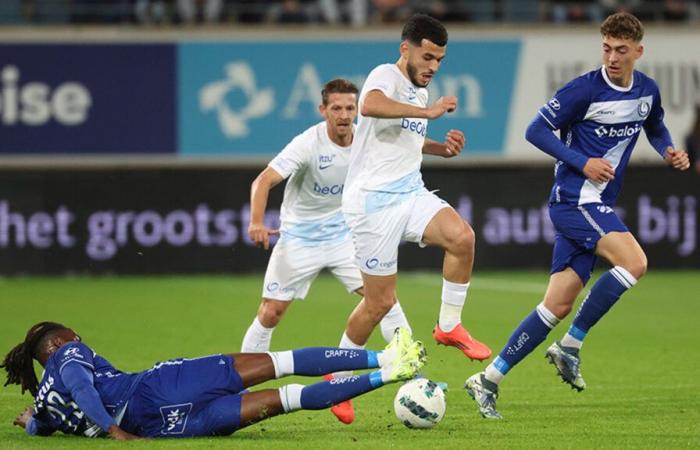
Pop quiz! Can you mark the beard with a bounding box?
[406,61,427,87]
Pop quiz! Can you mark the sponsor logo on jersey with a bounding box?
[318,154,336,170]
[313,182,344,195]
[400,118,427,137]
[160,403,193,435]
[548,97,560,111]
[594,122,641,138]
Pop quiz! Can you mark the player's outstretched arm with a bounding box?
[362,90,456,120]
[423,130,465,157]
[249,167,283,250]
[663,147,691,171]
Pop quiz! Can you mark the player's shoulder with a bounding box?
[367,63,400,80]
[52,341,95,367]
[633,69,660,92]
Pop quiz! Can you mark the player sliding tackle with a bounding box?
[2,322,425,439]
[465,12,690,420]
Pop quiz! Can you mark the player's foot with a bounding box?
[323,374,355,424]
[383,327,427,382]
[545,341,586,391]
[464,372,502,419]
[433,323,492,361]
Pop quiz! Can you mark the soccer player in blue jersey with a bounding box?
[465,12,690,419]
[2,322,425,439]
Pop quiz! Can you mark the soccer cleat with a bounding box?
[383,327,427,383]
[545,341,586,392]
[464,372,502,419]
[323,374,355,424]
[433,323,492,361]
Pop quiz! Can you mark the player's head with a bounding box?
[600,12,644,87]
[1,322,79,395]
[319,79,358,141]
[399,14,448,87]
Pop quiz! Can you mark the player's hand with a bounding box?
[442,129,465,157]
[664,147,690,171]
[12,407,33,428]
[108,425,141,440]
[425,96,457,119]
[248,222,279,250]
[582,158,615,183]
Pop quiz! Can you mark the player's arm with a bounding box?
[361,90,456,120]
[60,363,139,440]
[422,131,465,158]
[525,114,615,183]
[14,406,55,436]
[249,167,284,250]
[643,90,690,171]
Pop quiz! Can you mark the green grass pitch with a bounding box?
[1,271,699,449]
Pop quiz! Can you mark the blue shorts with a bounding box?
[122,354,245,438]
[549,203,628,284]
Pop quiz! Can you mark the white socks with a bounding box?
[279,384,303,412]
[331,333,365,379]
[241,317,275,353]
[438,279,470,332]
[267,350,294,379]
[379,301,411,342]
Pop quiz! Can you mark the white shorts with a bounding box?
[344,188,450,276]
[262,236,363,301]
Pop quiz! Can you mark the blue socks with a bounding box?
[562,266,637,348]
[269,348,379,378]
[485,303,559,384]
[279,372,382,412]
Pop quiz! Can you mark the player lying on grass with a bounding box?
[2,322,424,439]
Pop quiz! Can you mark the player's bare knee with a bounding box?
[258,301,289,327]
[446,224,474,255]
[366,297,394,322]
[623,256,647,280]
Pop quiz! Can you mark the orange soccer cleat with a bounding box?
[433,323,492,361]
[323,374,355,424]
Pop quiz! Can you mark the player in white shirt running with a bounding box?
[241,79,411,424]
[341,14,491,362]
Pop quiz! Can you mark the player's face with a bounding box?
[602,35,643,87]
[404,39,446,88]
[320,93,357,140]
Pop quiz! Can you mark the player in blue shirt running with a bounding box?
[3,322,425,439]
[465,12,690,419]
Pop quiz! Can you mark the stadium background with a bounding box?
[0,1,699,448]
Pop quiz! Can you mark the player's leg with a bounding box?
[559,231,645,351]
[241,242,319,352]
[415,193,490,360]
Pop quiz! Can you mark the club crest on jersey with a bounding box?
[637,101,650,118]
[160,403,192,435]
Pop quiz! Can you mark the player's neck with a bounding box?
[329,133,352,147]
[604,66,633,89]
[395,59,413,86]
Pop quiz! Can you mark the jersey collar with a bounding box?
[601,65,634,92]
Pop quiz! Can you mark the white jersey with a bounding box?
[342,64,429,214]
[268,121,352,244]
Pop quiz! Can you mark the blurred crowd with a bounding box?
[1,0,698,25]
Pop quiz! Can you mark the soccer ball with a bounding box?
[393,378,446,429]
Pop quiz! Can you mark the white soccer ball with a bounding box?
[393,378,446,429]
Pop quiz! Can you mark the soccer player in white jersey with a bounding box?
[241,79,411,424]
[465,12,690,419]
[340,14,492,364]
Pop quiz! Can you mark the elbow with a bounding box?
[524,121,537,145]
[360,102,372,117]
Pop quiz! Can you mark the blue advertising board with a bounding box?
[0,44,176,154]
[178,40,520,155]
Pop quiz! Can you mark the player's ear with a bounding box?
[318,103,326,115]
[636,44,644,59]
[399,41,409,58]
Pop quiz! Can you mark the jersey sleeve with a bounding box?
[268,130,312,179]
[538,77,591,130]
[56,341,95,375]
[26,414,56,436]
[360,65,397,102]
[61,363,116,433]
[643,81,674,157]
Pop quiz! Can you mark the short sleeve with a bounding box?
[538,77,591,130]
[56,342,95,375]
[268,129,313,179]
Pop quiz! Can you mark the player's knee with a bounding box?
[447,223,474,254]
[366,297,395,322]
[258,301,289,327]
[623,255,647,280]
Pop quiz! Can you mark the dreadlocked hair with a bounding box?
[1,322,69,396]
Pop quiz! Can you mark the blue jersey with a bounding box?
[31,342,141,437]
[539,66,672,206]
